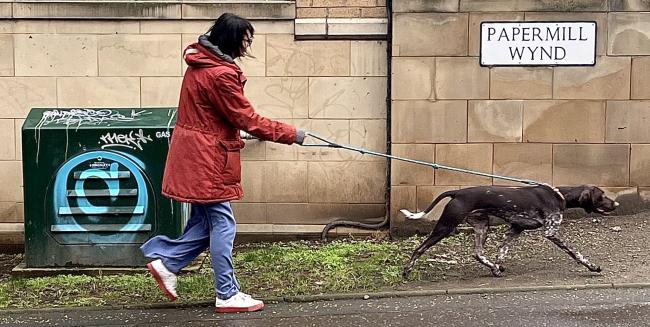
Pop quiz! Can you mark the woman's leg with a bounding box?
[204,201,240,300]
[140,203,210,274]
[207,201,264,313]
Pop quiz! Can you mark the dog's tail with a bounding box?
[400,190,458,220]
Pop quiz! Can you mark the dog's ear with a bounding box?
[578,186,595,205]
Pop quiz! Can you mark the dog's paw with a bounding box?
[588,265,602,273]
[491,267,505,277]
[498,265,506,273]
[400,209,425,220]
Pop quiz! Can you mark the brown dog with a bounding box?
[401,185,618,277]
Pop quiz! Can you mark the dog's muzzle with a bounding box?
[596,201,619,215]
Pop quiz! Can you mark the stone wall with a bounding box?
[390,0,650,235]
[0,1,388,243]
[296,0,387,18]
[294,0,388,40]
[7,0,650,241]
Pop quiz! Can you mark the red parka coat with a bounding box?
[162,41,299,203]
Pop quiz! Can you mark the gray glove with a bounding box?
[239,130,257,140]
[295,129,307,145]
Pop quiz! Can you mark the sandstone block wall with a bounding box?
[391,0,650,234]
[296,0,387,18]
[0,1,388,241]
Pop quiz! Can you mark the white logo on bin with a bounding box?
[52,150,150,235]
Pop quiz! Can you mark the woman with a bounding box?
[140,13,306,313]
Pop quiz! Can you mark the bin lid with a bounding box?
[23,108,177,130]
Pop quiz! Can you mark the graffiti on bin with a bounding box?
[36,109,151,128]
[33,109,152,163]
[99,129,153,151]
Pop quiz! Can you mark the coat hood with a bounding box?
[183,35,240,71]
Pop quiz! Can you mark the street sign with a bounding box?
[480,21,597,67]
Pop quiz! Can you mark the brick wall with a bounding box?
[391,0,650,234]
[297,0,387,18]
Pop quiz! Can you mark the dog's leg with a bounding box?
[402,206,463,277]
[468,217,503,277]
[544,212,601,273]
[495,226,522,271]
[402,225,456,277]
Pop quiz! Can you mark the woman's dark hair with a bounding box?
[207,13,254,59]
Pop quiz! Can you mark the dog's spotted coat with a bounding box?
[401,185,618,277]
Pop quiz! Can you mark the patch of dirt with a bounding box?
[0,253,22,282]
[393,213,650,291]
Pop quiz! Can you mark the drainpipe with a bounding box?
[320,0,393,241]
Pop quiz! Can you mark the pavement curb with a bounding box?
[2,282,650,315]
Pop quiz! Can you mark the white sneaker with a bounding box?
[146,259,178,301]
[215,292,264,313]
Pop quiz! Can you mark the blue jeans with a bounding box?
[141,202,240,300]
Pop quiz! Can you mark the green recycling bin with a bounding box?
[22,108,184,267]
